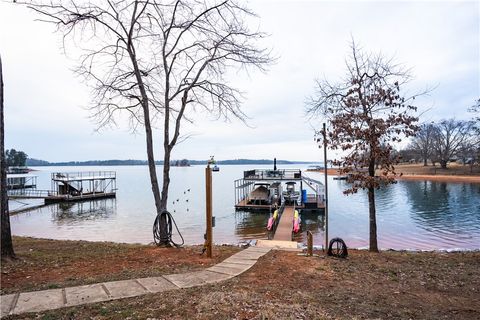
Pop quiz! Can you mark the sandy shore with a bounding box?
[307,168,480,183]
[397,174,480,183]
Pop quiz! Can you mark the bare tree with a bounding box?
[432,119,474,169]
[470,98,480,135]
[410,122,435,166]
[307,42,420,252]
[25,0,271,245]
[397,147,418,163]
[1,54,16,259]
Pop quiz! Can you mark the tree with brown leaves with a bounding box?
[307,42,421,252]
[23,0,272,246]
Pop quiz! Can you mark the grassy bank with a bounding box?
[395,162,480,176]
[308,163,480,183]
[1,237,239,295]
[2,237,480,319]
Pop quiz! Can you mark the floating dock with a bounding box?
[234,168,325,213]
[8,171,116,204]
[6,174,37,190]
[234,161,326,248]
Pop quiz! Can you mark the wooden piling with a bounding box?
[205,166,213,258]
[307,231,313,256]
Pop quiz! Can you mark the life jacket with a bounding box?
[273,209,279,220]
[267,217,274,230]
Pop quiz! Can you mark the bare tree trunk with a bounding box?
[423,158,428,166]
[440,159,448,169]
[143,105,162,212]
[128,49,168,245]
[126,46,162,212]
[0,54,15,259]
[367,187,378,252]
[368,158,379,252]
[160,149,171,210]
[157,145,171,246]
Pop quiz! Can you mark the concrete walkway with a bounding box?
[0,246,271,317]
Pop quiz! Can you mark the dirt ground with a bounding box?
[2,237,480,320]
[1,237,239,295]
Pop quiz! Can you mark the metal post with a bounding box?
[205,165,213,258]
[323,123,329,252]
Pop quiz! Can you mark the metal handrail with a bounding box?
[8,189,58,197]
[244,169,302,180]
[52,171,116,181]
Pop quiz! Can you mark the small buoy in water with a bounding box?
[188,189,190,192]
[186,199,189,202]
[176,199,179,202]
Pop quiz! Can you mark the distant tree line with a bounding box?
[401,113,479,169]
[5,149,28,167]
[25,158,310,167]
[172,159,190,167]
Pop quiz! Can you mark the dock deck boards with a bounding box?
[273,206,295,241]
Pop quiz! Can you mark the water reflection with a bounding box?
[234,211,270,240]
[10,165,480,249]
[403,181,480,235]
[51,199,117,224]
[233,209,325,243]
[293,211,325,242]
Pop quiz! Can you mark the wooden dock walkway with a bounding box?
[273,206,294,241]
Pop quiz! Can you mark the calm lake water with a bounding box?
[10,165,480,250]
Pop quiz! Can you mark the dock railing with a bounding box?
[8,189,58,198]
[234,178,255,205]
[52,171,116,181]
[302,175,326,208]
[243,169,301,180]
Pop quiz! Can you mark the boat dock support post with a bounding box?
[205,165,213,258]
[307,231,313,256]
[323,123,329,252]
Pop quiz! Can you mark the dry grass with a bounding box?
[1,237,239,295]
[394,163,480,176]
[2,238,480,320]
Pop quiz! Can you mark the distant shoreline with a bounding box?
[307,165,480,183]
[26,159,318,167]
[397,174,480,183]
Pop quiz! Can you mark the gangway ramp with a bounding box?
[273,206,295,241]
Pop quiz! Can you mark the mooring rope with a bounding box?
[153,210,184,247]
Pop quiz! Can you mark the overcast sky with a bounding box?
[1,0,479,162]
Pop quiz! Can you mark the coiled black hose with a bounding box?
[153,210,184,247]
[327,237,348,258]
